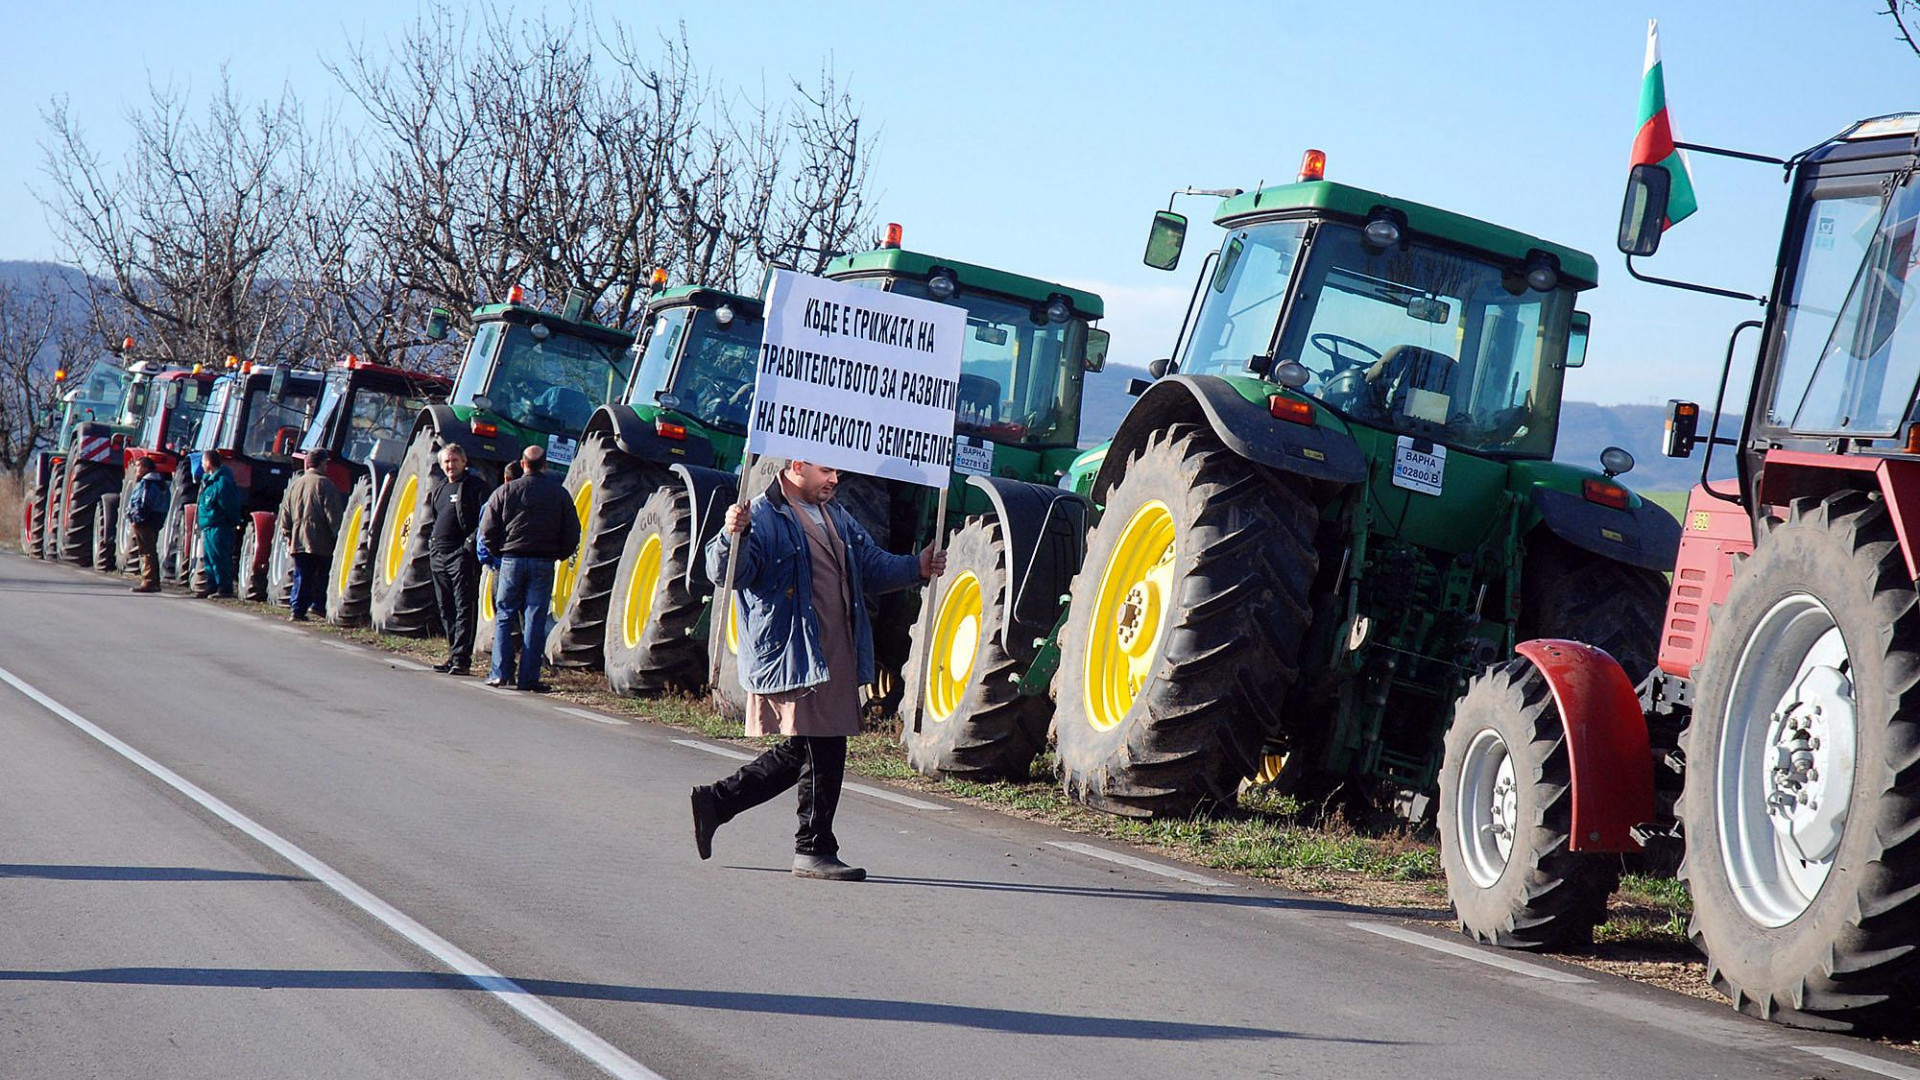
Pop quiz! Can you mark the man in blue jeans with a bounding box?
[477,445,579,691]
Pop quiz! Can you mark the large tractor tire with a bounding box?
[900,516,1051,780]
[1679,490,1920,1033]
[1439,659,1621,950]
[42,463,67,560]
[606,484,709,694]
[265,528,294,607]
[160,470,198,584]
[369,430,442,637]
[1518,534,1668,682]
[92,494,120,573]
[21,469,47,556]
[237,513,274,603]
[58,460,119,567]
[547,433,665,669]
[327,476,377,626]
[112,471,142,576]
[1053,424,1319,818]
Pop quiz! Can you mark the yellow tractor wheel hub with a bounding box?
[383,474,419,585]
[1082,499,1176,732]
[924,571,983,723]
[550,480,594,616]
[621,532,665,650]
[337,501,365,596]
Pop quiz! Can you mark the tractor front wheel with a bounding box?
[327,476,377,626]
[1053,424,1319,818]
[58,460,118,567]
[606,484,708,694]
[1681,490,1920,1033]
[1439,659,1620,949]
[547,433,662,669]
[900,516,1050,780]
[92,493,120,573]
[369,429,442,637]
[237,513,273,602]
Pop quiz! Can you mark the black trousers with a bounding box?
[711,736,848,857]
[430,547,480,666]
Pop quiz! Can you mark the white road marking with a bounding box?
[1799,1046,1920,1080]
[0,665,667,1080]
[669,738,948,810]
[322,641,358,652]
[1349,921,1592,984]
[555,707,630,727]
[1048,841,1234,887]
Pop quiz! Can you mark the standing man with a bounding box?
[193,450,243,599]
[278,449,344,622]
[477,444,579,691]
[124,457,170,594]
[426,443,487,674]
[691,460,944,881]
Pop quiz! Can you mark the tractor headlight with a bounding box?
[1045,296,1072,324]
[928,271,958,301]
[1363,217,1402,250]
[715,304,736,327]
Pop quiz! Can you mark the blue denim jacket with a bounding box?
[704,480,924,696]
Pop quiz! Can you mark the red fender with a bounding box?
[246,511,276,570]
[1513,639,1653,853]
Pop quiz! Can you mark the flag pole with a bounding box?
[709,449,756,689]
[908,480,950,734]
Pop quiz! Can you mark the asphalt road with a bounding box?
[3,548,1918,1080]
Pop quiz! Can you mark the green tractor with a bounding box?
[539,285,763,684]
[22,360,148,564]
[361,288,633,635]
[903,157,1681,818]
[710,235,1110,730]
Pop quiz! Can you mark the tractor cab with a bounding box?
[53,361,133,452]
[133,370,220,466]
[296,358,450,490]
[624,286,764,438]
[446,290,636,473]
[188,363,325,511]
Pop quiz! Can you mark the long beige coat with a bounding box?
[279,469,345,555]
[744,480,863,737]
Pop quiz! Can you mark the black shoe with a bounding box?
[516,681,552,693]
[290,613,310,623]
[191,591,212,599]
[432,659,455,673]
[448,665,473,677]
[691,786,721,860]
[792,854,865,881]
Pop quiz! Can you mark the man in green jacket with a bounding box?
[194,450,244,599]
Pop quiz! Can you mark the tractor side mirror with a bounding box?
[425,308,452,342]
[1144,211,1188,271]
[1664,398,1700,458]
[1147,357,1172,379]
[1618,164,1671,257]
[1565,311,1590,368]
[1083,328,1110,373]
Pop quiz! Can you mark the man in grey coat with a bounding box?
[278,449,344,621]
[692,459,945,881]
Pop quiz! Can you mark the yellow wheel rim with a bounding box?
[383,474,419,585]
[480,565,495,622]
[724,594,740,656]
[337,501,364,596]
[924,571,983,723]
[1252,753,1288,786]
[551,480,594,616]
[1082,499,1177,732]
[620,532,664,650]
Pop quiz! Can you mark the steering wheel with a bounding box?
[1310,333,1382,373]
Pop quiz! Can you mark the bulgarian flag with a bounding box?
[1631,19,1698,228]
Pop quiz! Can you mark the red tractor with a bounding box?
[1438,114,1920,1034]
[101,368,221,576]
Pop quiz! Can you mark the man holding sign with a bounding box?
[690,270,962,881]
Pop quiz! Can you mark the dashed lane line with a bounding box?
[554,707,630,727]
[1349,921,1591,984]
[0,663,668,1080]
[668,738,949,810]
[1047,841,1235,888]
[1798,1046,1920,1080]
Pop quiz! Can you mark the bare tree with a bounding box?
[0,273,91,474]
[1885,1,1920,56]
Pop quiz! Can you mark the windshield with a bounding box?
[1179,223,1310,377]
[890,281,1087,448]
[1271,223,1573,457]
[299,379,425,462]
[60,363,128,444]
[237,384,320,459]
[471,323,632,438]
[142,380,213,454]
[1786,180,1920,436]
[670,309,762,431]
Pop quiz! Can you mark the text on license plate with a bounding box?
[1391,436,1445,496]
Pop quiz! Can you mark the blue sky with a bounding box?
[5,1,1918,407]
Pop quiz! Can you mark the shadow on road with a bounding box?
[0,966,1409,1043]
[0,864,305,882]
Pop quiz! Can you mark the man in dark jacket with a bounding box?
[194,450,243,599]
[279,449,344,622]
[477,445,579,691]
[426,443,487,674]
[124,457,171,594]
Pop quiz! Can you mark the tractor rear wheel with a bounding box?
[369,429,442,637]
[1053,424,1319,818]
[901,516,1050,780]
[237,514,272,602]
[1440,658,1620,949]
[161,470,196,583]
[606,484,708,694]
[93,493,120,573]
[21,469,46,556]
[327,476,376,626]
[42,461,67,560]
[1681,490,1920,1033]
[266,528,293,607]
[113,471,141,576]
[547,433,664,669]
[58,460,118,567]
[1518,533,1668,682]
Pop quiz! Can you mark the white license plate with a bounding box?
[547,435,578,466]
[1391,436,1445,496]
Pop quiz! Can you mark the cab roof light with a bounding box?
[507,284,525,305]
[1583,478,1631,510]
[882,222,903,250]
[1297,148,1326,183]
[1268,395,1315,425]
[53,366,68,382]
[121,336,135,353]
[655,419,687,440]
[225,355,240,369]
[649,268,669,288]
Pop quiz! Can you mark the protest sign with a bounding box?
[746,269,966,489]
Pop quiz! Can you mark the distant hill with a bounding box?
[1077,366,1732,493]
